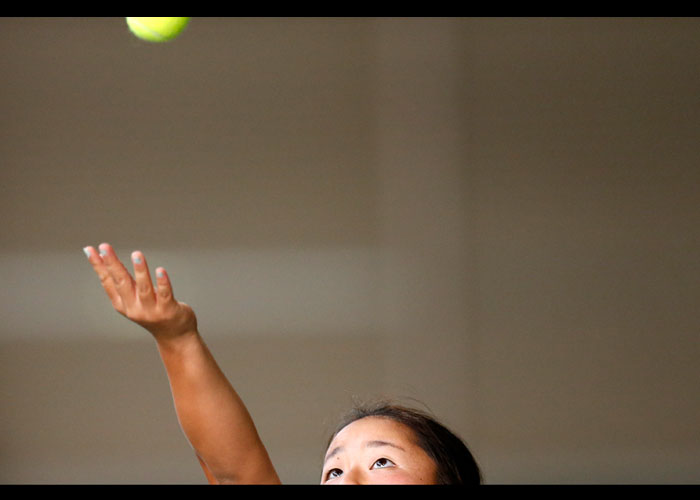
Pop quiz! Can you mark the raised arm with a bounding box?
[84,243,280,485]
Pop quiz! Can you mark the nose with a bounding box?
[337,466,364,485]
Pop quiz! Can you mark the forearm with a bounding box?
[156,331,281,484]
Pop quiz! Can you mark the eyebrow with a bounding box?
[367,440,406,452]
[324,440,407,464]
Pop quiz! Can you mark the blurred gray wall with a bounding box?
[1,17,698,484]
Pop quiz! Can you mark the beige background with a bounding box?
[1,17,698,484]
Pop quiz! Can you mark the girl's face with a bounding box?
[321,416,437,485]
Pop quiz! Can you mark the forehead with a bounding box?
[329,416,418,448]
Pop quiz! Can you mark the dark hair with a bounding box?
[326,400,482,485]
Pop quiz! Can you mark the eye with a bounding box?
[326,468,343,480]
[371,457,395,469]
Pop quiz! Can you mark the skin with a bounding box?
[84,243,280,484]
[322,416,437,485]
[85,243,439,485]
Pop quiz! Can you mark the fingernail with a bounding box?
[83,247,91,258]
[99,247,108,256]
[156,269,164,278]
[132,252,142,265]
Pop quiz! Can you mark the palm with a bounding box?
[85,243,197,340]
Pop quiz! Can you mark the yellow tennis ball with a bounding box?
[126,17,190,43]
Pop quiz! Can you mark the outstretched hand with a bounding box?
[84,243,197,342]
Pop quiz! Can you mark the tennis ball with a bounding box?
[126,17,190,43]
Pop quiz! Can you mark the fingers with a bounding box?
[131,250,156,307]
[97,243,136,307]
[131,253,178,308]
[84,243,178,316]
[84,245,125,313]
[154,266,176,305]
